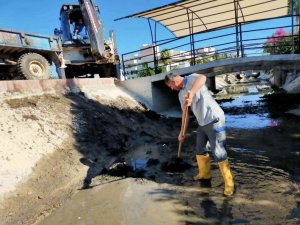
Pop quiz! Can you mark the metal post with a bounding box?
[147,19,158,74]
[122,54,126,77]
[187,9,195,65]
[153,45,158,73]
[234,0,240,57]
[239,23,244,57]
[298,21,300,54]
[191,13,196,65]
[292,0,295,53]
[191,32,196,65]
[154,21,159,73]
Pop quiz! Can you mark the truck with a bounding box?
[0,0,120,80]
[0,28,63,80]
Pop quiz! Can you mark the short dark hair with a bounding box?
[164,73,179,84]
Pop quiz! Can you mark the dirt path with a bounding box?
[0,87,300,225]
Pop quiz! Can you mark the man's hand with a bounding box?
[178,133,185,143]
[185,94,193,106]
[184,91,192,106]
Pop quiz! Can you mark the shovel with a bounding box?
[178,92,190,158]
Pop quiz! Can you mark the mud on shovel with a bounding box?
[178,91,190,158]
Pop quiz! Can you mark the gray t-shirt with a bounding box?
[179,74,224,126]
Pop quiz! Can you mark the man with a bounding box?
[165,73,234,197]
[74,19,88,40]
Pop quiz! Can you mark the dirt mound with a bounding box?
[0,88,181,225]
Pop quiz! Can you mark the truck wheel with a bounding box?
[17,53,51,80]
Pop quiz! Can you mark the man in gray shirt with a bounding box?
[165,72,234,197]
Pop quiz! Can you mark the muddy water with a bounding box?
[220,92,280,129]
[38,86,300,225]
[38,178,187,225]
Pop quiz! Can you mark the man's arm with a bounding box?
[185,74,206,106]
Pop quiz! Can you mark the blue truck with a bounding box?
[0,0,120,80]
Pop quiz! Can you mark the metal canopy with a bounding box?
[115,0,289,38]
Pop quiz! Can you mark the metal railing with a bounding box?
[121,14,300,79]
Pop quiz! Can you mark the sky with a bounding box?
[0,0,176,55]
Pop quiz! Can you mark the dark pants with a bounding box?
[196,117,227,162]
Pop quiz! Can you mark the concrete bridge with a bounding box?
[120,54,300,115]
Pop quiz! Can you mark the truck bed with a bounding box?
[0,28,62,54]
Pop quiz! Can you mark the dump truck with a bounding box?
[0,0,120,80]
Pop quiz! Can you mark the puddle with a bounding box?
[226,113,279,129]
[221,93,280,129]
[247,86,259,94]
[230,147,265,154]
[220,93,264,108]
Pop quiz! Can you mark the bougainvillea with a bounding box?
[263,28,298,54]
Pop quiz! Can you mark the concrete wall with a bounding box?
[118,76,153,109]
[118,74,180,113]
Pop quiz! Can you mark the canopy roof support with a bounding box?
[234,0,240,57]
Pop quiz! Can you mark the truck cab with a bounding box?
[59,4,91,45]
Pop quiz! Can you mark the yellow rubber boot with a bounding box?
[218,159,234,196]
[193,154,212,180]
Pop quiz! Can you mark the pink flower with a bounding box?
[266,38,275,43]
[266,28,287,44]
[274,28,287,38]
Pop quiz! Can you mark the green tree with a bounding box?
[160,49,172,65]
[213,53,228,60]
[137,64,155,77]
[194,56,211,64]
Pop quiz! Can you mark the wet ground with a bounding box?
[37,85,300,225]
[1,81,300,225]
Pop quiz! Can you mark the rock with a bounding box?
[282,72,300,93]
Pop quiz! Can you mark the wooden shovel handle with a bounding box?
[178,91,190,158]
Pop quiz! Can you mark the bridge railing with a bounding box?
[121,14,300,79]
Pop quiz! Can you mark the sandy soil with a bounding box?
[0,85,300,225]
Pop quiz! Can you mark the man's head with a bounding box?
[165,73,183,91]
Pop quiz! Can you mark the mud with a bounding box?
[0,84,300,225]
[161,157,192,173]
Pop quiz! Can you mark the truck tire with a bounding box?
[17,53,51,80]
